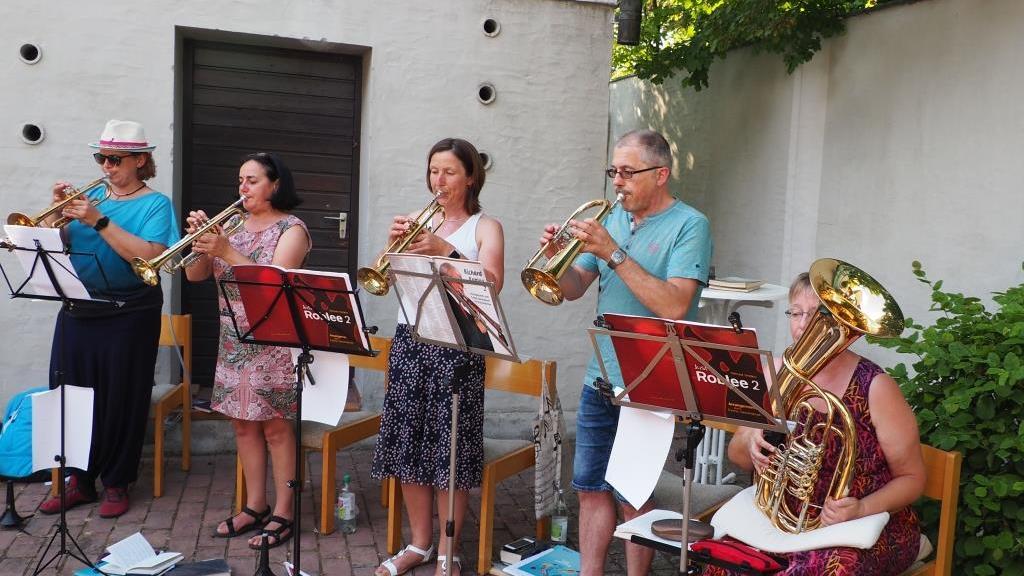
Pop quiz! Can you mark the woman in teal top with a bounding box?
[38,120,179,519]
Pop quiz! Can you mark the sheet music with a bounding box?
[388,253,457,344]
[30,386,93,472]
[3,225,92,300]
[606,406,675,509]
[106,532,157,567]
[289,349,350,425]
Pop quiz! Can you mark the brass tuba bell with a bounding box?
[755,258,904,533]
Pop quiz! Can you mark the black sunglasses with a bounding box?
[93,152,136,166]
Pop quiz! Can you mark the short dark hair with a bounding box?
[425,138,485,214]
[243,152,302,211]
[617,129,672,169]
[136,152,156,181]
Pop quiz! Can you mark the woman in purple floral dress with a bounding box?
[707,273,926,575]
[185,153,310,550]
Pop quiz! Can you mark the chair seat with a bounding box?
[301,411,378,449]
[484,437,531,463]
[651,470,744,518]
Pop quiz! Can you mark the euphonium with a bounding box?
[755,258,904,533]
[7,178,111,228]
[357,195,445,296]
[521,193,623,305]
[131,198,246,286]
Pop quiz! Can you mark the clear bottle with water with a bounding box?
[336,473,359,534]
[550,488,568,543]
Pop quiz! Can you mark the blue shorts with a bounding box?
[572,385,620,493]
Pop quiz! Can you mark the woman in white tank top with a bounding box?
[372,138,504,576]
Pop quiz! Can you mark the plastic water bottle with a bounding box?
[550,488,568,543]
[336,473,358,534]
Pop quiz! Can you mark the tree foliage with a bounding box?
[868,262,1024,575]
[612,0,905,90]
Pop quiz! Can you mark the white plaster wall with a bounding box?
[610,0,1024,368]
[0,0,615,428]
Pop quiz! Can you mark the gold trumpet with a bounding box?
[357,195,445,296]
[131,198,246,286]
[754,258,903,533]
[7,178,111,228]
[521,193,624,305]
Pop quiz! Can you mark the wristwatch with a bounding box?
[93,216,110,231]
[607,248,628,269]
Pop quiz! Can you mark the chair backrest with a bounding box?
[918,444,962,576]
[160,314,192,387]
[484,356,557,397]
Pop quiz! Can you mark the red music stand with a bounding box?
[219,266,376,576]
[588,313,786,575]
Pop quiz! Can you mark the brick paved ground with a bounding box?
[0,445,704,576]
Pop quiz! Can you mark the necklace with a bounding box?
[110,182,147,198]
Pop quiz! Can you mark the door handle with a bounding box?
[323,213,348,239]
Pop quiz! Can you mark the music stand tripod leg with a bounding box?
[441,360,473,576]
[678,421,706,575]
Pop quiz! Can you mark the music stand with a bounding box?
[1,228,121,575]
[588,314,786,575]
[387,255,520,574]
[219,266,376,576]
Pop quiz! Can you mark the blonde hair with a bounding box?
[789,272,813,301]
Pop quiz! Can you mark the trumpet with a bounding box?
[521,193,624,305]
[131,198,246,286]
[357,195,445,296]
[7,178,111,228]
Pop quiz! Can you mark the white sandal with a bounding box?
[378,543,435,576]
[437,555,462,576]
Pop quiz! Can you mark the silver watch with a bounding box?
[607,248,627,269]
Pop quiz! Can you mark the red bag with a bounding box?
[691,538,784,573]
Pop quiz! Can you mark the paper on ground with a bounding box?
[3,225,92,300]
[31,386,93,472]
[605,405,675,509]
[290,349,349,425]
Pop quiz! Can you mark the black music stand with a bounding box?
[0,232,120,575]
[388,256,519,574]
[588,314,785,575]
[219,266,376,576]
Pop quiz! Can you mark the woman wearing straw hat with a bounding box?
[37,119,180,519]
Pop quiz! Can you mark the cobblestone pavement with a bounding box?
[0,446,700,575]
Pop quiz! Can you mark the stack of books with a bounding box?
[708,277,764,292]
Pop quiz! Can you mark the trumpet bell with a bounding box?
[7,213,33,227]
[356,267,390,296]
[131,258,161,287]
[521,267,564,306]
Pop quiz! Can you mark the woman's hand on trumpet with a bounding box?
[52,181,73,204]
[61,195,103,228]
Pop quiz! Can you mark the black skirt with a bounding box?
[370,324,486,490]
[48,287,162,487]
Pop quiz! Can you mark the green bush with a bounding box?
[868,261,1024,575]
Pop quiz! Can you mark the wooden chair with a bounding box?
[385,356,557,575]
[151,313,194,498]
[235,335,391,535]
[902,444,962,576]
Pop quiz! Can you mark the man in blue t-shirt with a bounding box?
[537,130,712,575]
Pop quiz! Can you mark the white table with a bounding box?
[694,283,788,485]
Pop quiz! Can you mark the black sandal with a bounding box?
[212,505,271,538]
[249,515,294,550]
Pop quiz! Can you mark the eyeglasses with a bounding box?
[93,153,136,166]
[605,166,663,180]
[784,309,815,320]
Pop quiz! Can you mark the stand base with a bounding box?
[253,536,278,576]
[0,481,28,530]
[651,518,714,543]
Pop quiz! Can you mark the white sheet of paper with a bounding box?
[31,386,94,472]
[614,508,685,550]
[106,531,156,568]
[3,225,92,300]
[290,349,350,425]
[606,406,676,509]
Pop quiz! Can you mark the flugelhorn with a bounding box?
[754,258,903,533]
[357,195,444,296]
[131,198,246,286]
[521,193,624,305]
[7,178,110,228]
